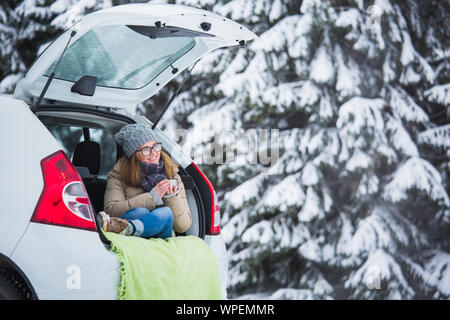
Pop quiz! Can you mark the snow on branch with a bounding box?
[383,157,450,206]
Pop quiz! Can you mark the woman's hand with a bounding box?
[154,179,171,198]
[168,183,178,195]
[154,179,178,198]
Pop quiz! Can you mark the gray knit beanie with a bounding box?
[115,123,158,159]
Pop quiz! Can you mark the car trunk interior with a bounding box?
[35,106,205,243]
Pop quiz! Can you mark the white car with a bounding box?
[0,3,256,300]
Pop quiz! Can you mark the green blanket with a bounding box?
[104,233,223,300]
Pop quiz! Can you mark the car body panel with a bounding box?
[10,223,120,299]
[0,96,60,257]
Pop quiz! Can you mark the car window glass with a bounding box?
[45,125,116,177]
[44,25,196,89]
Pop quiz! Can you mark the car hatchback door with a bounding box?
[14,3,257,109]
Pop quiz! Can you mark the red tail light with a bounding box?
[31,150,97,232]
[211,189,220,235]
[191,163,221,235]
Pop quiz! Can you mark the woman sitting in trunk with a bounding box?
[99,122,192,239]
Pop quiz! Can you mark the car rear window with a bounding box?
[44,25,195,89]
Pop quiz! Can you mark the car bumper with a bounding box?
[11,223,120,300]
[11,223,228,300]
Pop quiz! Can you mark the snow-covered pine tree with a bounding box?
[1,0,56,92]
[0,0,113,94]
[163,0,450,299]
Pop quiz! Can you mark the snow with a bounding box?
[261,81,302,112]
[310,130,340,167]
[270,288,321,300]
[373,0,395,15]
[266,149,303,175]
[383,52,396,83]
[337,97,385,134]
[351,214,394,255]
[214,0,268,22]
[400,66,422,85]
[345,249,415,299]
[228,265,249,288]
[311,276,334,297]
[425,252,450,296]
[388,19,402,43]
[16,0,52,19]
[337,97,386,150]
[241,218,310,249]
[418,124,450,149]
[385,116,419,157]
[335,48,361,99]
[297,187,323,222]
[399,30,434,83]
[335,8,360,30]
[353,31,379,59]
[356,174,379,196]
[241,220,274,244]
[224,174,266,210]
[217,50,272,102]
[345,149,372,171]
[301,162,320,186]
[184,100,241,164]
[261,81,321,112]
[0,73,22,93]
[50,0,111,28]
[289,15,313,59]
[213,50,246,82]
[336,208,425,268]
[298,128,327,156]
[181,0,215,7]
[383,157,450,206]
[310,46,334,85]
[416,55,435,83]
[268,0,285,23]
[261,173,305,210]
[222,210,249,244]
[298,239,322,262]
[231,292,272,300]
[251,15,300,53]
[283,223,309,248]
[388,86,429,123]
[296,81,321,109]
[191,49,228,75]
[300,0,327,14]
[316,93,335,120]
[424,83,450,106]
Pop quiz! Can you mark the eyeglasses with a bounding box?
[136,143,162,156]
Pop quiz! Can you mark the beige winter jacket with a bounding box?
[103,156,192,234]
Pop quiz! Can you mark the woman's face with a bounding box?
[135,140,161,164]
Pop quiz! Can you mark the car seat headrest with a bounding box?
[72,140,101,175]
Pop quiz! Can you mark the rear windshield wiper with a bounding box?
[32,30,77,113]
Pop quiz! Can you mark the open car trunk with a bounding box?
[13,4,256,109]
[36,106,209,244]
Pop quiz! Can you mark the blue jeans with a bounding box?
[121,207,173,239]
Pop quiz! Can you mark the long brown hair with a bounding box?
[120,150,178,188]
